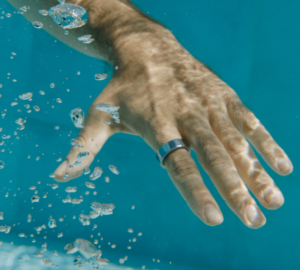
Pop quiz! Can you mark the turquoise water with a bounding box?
[0,0,299,269]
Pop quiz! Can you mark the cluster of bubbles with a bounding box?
[0,0,149,268]
[95,103,121,124]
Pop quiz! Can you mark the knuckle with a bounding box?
[225,136,249,158]
[167,151,199,185]
[202,144,229,173]
[226,181,250,204]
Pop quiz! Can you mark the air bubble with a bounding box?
[109,165,120,175]
[85,182,95,189]
[49,3,88,29]
[48,218,57,228]
[95,103,119,112]
[18,6,28,14]
[31,195,40,203]
[89,167,102,180]
[77,151,89,162]
[70,108,84,128]
[65,186,77,193]
[33,105,40,111]
[32,251,44,257]
[32,21,43,29]
[38,9,48,16]
[19,92,32,100]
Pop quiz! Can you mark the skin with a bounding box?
[7,0,293,229]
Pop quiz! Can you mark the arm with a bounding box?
[6,0,169,63]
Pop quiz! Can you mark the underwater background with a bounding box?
[0,0,299,269]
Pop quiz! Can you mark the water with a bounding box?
[0,0,299,269]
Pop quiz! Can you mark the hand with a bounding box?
[53,5,293,230]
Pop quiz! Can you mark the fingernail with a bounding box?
[276,158,291,173]
[246,204,265,227]
[264,188,284,207]
[204,204,223,224]
[54,160,68,175]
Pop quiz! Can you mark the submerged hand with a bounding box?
[53,3,293,229]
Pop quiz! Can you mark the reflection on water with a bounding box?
[0,242,138,269]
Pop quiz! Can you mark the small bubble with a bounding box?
[70,108,84,128]
[19,92,32,100]
[39,90,45,95]
[6,13,11,18]
[50,83,55,88]
[128,228,133,233]
[31,195,40,203]
[32,21,43,29]
[65,186,77,193]
[56,98,62,103]
[0,161,5,169]
[38,9,48,16]
[104,176,110,183]
[33,105,40,112]
[109,165,120,175]
[64,30,69,35]
[95,73,107,81]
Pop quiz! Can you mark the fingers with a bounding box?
[147,123,224,226]
[226,93,293,175]
[53,100,114,182]
[164,148,224,226]
[183,118,266,229]
[209,112,284,210]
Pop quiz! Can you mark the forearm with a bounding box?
[5,0,167,65]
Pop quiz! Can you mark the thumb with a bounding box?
[53,104,113,183]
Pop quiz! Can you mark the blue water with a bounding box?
[0,0,299,269]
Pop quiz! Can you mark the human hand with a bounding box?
[53,9,293,230]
